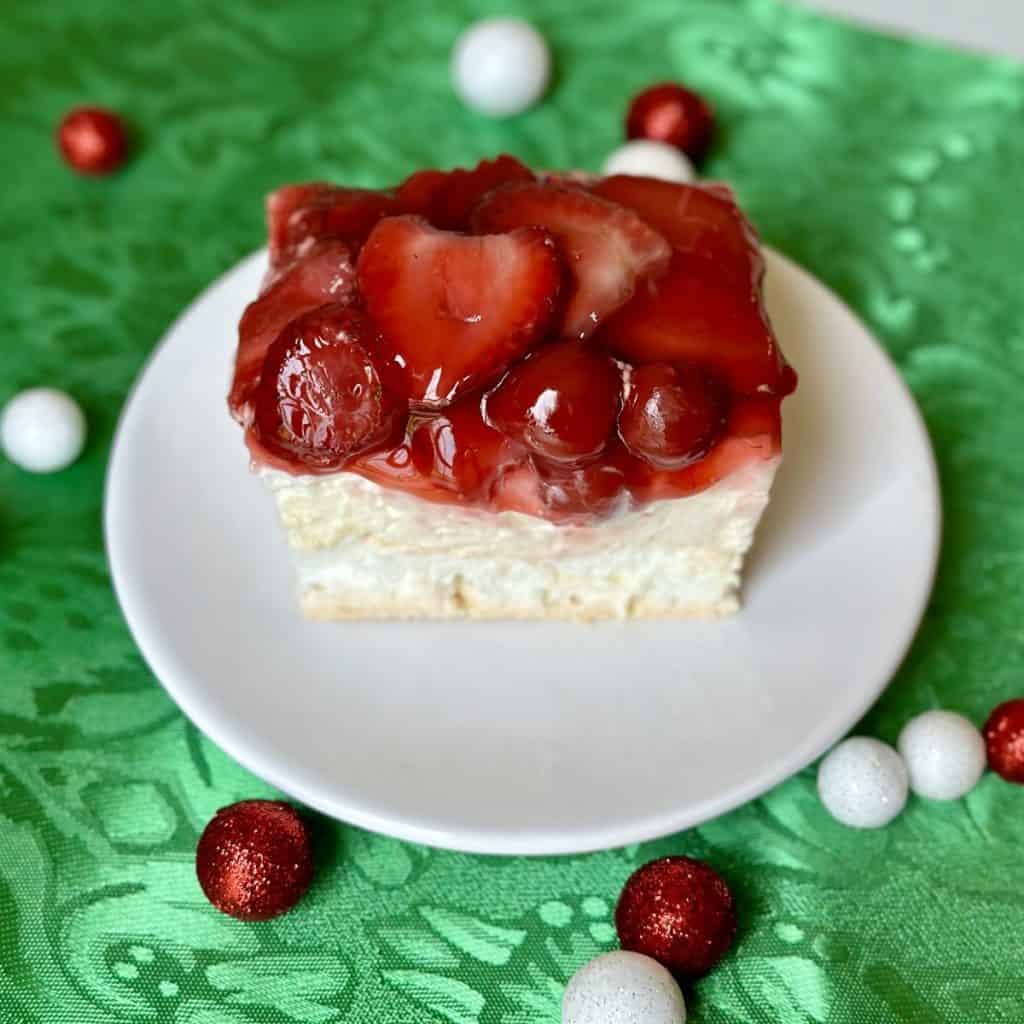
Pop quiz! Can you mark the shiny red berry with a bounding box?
[253,303,402,469]
[196,800,314,921]
[625,83,715,162]
[57,106,127,175]
[983,699,1024,783]
[619,362,726,469]
[484,341,622,464]
[616,856,737,980]
[535,456,627,521]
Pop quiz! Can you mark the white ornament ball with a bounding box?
[897,710,986,800]
[1,388,86,473]
[602,141,696,183]
[817,737,908,828]
[563,950,686,1024]
[451,18,551,117]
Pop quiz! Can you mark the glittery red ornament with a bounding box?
[625,83,715,163]
[196,800,314,920]
[615,856,736,979]
[57,106,127,175]
[983,699,1024,784]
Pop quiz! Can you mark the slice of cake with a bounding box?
[229,156,796,620]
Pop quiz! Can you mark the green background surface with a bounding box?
[1,0,1023,1020]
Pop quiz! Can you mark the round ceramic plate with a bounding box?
[106,249,940,856]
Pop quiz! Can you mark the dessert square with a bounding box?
[229,157,796,619]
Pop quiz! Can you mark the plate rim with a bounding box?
[105,247,942,856]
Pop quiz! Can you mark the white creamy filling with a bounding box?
[261,459,779,618]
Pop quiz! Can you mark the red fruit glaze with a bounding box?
[592,176,791,395]
[57,106,127,175]
[233,158,796,522]
[616,856,737,980]
[983,699,1024,784]
[358,216,562,409]
[485,341,621,464]
[620,363,727,469]
[397,154,534,230]
[267,183,399,268]
[231,240,355,416]
[252,304,402,470]
[473,182,671,339]
[626,83,715,162]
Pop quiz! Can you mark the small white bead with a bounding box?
[602,141,696,183]
[817,737,908,829]
[563,950,686,1024]
[897,710,986,800]
[451,18,551,117]
[1,388,86,473]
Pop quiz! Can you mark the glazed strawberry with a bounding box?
[357,216,562,409]
[267,183,399,267]
[231,240,356,416]
[485,341,621,464]
[619,363,727,469]
[591,177,790,395]
[397,154,534,230]
[472,182,670,339]
[253,304,401,470]
[409,397,517,499]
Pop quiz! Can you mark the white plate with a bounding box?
[106,249,940,856]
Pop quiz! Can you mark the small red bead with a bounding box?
[196,800,314,920]
[983,699,1024,783]
[57,106,127,175]
[625,83,715,163]
[616,856,736,980]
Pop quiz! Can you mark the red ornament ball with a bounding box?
[615,856,736,979]
[57,106,127,175]
[625,83,715,163]
[196,800,314,920]
[983,699,1024,783]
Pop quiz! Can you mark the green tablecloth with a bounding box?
[2,0,1023,1020]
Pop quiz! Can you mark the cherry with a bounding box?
[484,341,622,465]
[409,398,515,499]
[619,363,727,469]
[253,304,402,469]
[535,456,627,521]
[57,106,127,175]
[625,83,715,163]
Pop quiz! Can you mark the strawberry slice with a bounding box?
[397,154,535,231]
[267,183,399,267]
[591,176,756,277]
[472,181,671,339]
[230,240,355,418]
[357,216,562,409]
[590,176,791,395]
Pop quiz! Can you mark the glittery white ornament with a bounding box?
[451,18,551,117]
[563,950,686,1024]
[1,388,86,473]
[897,710,986,800]
[602,141,696,183]
[817,737,908,828]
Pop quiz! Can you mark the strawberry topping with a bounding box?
[231,240,356,418]
[357,216,562,409]
[472,181,671,339]
[396,154,534,230]
[267,183,399,268]
[235,158,796,521]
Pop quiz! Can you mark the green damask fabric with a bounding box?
[1,0,1023,1020]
